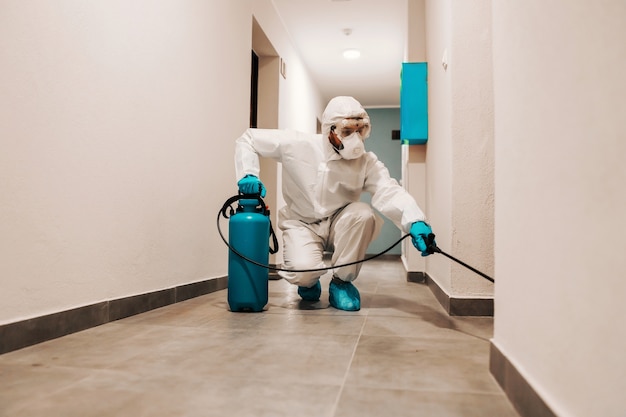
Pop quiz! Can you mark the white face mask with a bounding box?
[337,132,365,160]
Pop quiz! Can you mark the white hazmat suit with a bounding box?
[235,97,426,295]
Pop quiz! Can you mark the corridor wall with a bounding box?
[491,1,626,416]
[0,0,321,327]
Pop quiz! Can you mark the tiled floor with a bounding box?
[0,259,519,417]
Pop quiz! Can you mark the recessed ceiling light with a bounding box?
[343,49,361,59]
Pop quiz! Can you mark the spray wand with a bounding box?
[424,233,494,283]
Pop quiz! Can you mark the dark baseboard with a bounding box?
[407,272,494,316]
[407,271,427,283]
[0,276,228,355]
[490,342,557,417]
[268,263,281,280]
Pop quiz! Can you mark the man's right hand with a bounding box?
[410,221,434,256]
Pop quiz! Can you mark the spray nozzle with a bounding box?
[425,233,441,255]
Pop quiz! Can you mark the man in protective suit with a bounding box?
[235,96,433,311]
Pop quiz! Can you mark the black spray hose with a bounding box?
[217,207,411,273]
[217,202,495,282]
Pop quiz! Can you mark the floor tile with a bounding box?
[0,364,95,416]
[0,258,517,416]
[0,322,158,369]
[345,334,500,394]
[335,386,519,417]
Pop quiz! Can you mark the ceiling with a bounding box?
[271,0,408,108]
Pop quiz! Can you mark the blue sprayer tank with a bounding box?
[227,198,270,312]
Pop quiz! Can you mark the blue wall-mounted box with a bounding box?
[400,62,428,145]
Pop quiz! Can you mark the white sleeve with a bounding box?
[365,156,426,233]
[234,128,287,181]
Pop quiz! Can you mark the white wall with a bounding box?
[402,0,427,273]
[423,0,494,297]
[0,0,322,325]
[449,0,494,295]
[492,1,626,416]
[251,3,323,131]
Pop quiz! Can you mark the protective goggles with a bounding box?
[330,117,371,139]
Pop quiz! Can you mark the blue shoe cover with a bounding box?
[329,279,361,311]
[298,281,321,301]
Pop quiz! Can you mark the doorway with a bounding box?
[251,17,282,266]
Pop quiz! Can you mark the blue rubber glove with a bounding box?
[410,221,434,257]
[237,174,266,197]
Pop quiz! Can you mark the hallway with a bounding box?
[0,258,518,417]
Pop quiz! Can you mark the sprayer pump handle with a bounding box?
[426,233,441,254]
